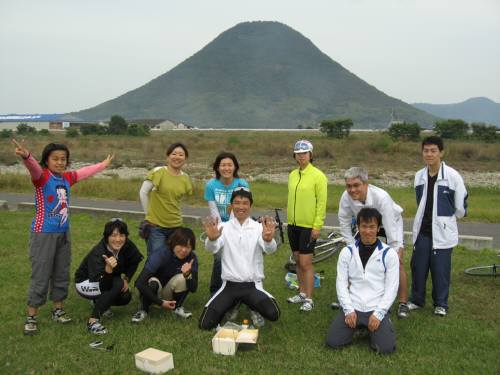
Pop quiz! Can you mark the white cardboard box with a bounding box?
[135,347,174,374]
[212,328,259,355]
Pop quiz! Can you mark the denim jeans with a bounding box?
[146,226,179,257]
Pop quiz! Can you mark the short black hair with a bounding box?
[40,143,70,168]
[230,187,253,205]
[356,207,382,227]
[422,136,444,151]
[102,219,129,242]
[166,142,189,158]
[293,152,313,163]
[167,227,196,251]
[213,152,240,179]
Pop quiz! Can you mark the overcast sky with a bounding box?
[1,0,499,114]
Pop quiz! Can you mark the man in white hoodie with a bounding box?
[199,187,280,330]
[326,207,399,354]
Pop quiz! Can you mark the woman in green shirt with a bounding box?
[139,143,193,257]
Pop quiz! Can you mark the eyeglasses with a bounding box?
[109,217,123,222]
[233,186,251,193]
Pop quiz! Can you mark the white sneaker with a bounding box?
[406,302,422,311]
[300,299,314,312]
[250,310,265,328]
[173,306,192,319]
[434,306,447,317]
[287,293,306,304]
[131,310,147,323]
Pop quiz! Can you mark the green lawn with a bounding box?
[0,211,498,374]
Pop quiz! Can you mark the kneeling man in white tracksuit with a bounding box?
[199,187,280,330]
[326,207,399,354]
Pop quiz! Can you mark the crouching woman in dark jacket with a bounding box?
[75,219,143,335]
[131,227,198,323]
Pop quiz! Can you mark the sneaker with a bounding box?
[225,305,240,321]
[406,302,422,311]
[131,310,148,323]
[434,306,447,317]
[102,309,114,318]
[173,306,192,319]
[250,310,265,328]
[52,308,72,324]
[330,302,341,310]
[397,303,410,318]
[87,320,107,335]
[287,292,306,304]
[24,316,38,336]
[300,299,314,312]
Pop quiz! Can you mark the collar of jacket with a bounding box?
[297,163,314,174]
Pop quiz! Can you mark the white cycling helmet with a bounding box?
[293,140,313,154]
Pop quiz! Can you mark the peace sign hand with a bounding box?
[102,154,114,168]
[12,139,30,159]
[261,215,276,242]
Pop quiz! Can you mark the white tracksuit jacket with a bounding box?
[412,162,468,249]
[205,217,276,283]
[336,240,399,321]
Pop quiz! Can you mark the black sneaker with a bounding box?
[24,316,38,336]
[52,308,72,324]
[87,320,108,335]
[397,303,410,318]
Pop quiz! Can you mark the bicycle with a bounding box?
[464,255,499,277]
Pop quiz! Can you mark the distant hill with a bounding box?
[74,21,436,129]
[412,97,500,127]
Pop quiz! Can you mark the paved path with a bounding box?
[1,192,499,247]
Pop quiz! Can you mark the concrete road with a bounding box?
[1,192,499,248]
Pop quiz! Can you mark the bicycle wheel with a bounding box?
[464,264,498,277]
[312,239,345,264]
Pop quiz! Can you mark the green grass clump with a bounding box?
[0,211,498,374]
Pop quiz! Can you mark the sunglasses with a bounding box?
[109,218,124,223]
[233,186,251,193]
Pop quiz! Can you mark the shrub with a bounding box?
[471,123,498,142]
[127,124,150,136]
[108,115,128,135]
[16,123,37,135]
[388,122,421,141]
[81,124,107,135]
[319,118,353,138]
[0,129,13,138]
[38,129,50,136]
[66,128,79,138]
[434,119,469,139]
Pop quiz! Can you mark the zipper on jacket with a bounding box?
[292,171,302,225]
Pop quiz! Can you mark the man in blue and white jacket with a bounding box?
[409,136,467,317]
[326,207,399,354]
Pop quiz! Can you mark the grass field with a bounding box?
[1,211,498,374]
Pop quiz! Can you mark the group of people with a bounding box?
[14,134,467,355]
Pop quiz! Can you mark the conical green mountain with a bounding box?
[74,21,436,128]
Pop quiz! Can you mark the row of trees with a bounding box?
[0,115,150,138]
[319,118,498,142]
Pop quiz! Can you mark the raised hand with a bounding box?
[203,216,222,241]
[102,154,114,168]
[261,215,276,242]
[12,139,30,159]
[181,259,194,276]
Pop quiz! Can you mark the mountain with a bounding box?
[412,97,500,127]
[74,21,436,129]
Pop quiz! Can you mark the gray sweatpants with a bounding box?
[27,232,71,307]
[325,310,396,354]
